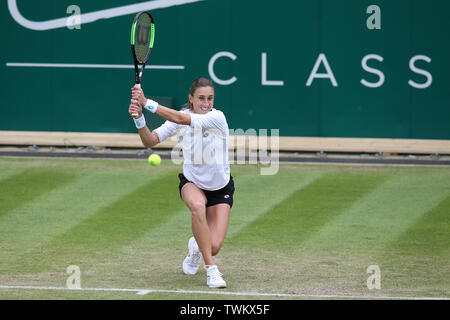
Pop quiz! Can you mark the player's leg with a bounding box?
[200,203,230,288]
[181,182,215,266]
[206,204,231,256]
[205,176,234,256]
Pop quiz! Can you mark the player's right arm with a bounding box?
[129,100,160,148]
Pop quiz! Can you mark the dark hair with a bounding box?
[186,78,215,110]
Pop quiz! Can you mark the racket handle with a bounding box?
[131,83,141,117]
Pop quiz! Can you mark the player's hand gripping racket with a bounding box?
[130,11,155,117]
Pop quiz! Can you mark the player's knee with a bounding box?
[189,202,206,220]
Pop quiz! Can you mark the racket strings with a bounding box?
[133,14,153,63]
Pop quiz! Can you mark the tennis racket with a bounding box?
[130,11,155,117]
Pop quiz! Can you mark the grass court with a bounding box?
[0,157,449,300]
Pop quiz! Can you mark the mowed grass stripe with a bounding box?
[52,172,181,249]
[229,171,387,251]
[300,172,450,253]
[379,194,450,296]
[389,194,450,255]
[0,168,77,218]
[20,172,184,272]
[0,169,174,274]
[0,167,25,183]
[227,168,326,238]
[0,170,165,249]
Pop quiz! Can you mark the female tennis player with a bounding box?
[129,78,233,289]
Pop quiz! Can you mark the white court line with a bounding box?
[0,285,449,300]
[6,63,185,70]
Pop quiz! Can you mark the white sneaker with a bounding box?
[206,265,227,289]
[182,237,202,275]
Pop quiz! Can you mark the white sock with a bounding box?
[205,265,217,270]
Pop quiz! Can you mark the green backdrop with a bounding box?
[1,0,449,139]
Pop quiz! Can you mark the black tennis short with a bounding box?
[178,173,235,208]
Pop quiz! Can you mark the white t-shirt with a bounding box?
[154,108,230,191]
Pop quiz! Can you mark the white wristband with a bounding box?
[133,114,146,129]
[144,99,158,113]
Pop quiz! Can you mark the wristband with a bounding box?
[133,114,146,129]
[144,99,158,113]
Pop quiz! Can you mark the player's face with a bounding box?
[189,86,215,114]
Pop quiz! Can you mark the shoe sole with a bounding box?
[208,283,227,289]
[183,266,198,275]
[183,259,199,275]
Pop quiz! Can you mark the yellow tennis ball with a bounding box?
[148,154,161,166]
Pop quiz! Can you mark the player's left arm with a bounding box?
[131,86,191,125]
